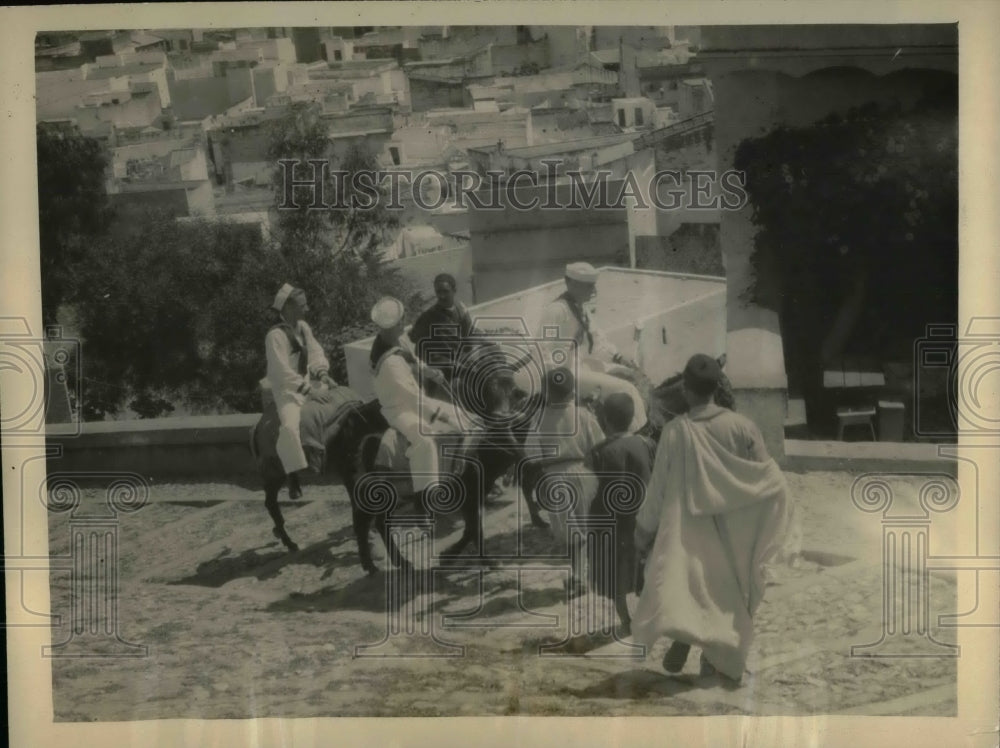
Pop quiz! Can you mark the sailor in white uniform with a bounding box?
[534,262,648,433]
[264,283,334,499]
[369,296,476,496]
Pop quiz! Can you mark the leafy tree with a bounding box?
[74,208,289,419]
[734,78,958,408]
[36,123,112,326]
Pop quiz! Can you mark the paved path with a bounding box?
[44,471,957,720]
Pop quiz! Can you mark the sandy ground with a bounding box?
[45,470,957,720]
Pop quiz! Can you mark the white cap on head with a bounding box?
[272,283,295,311]
[565,262,599,284]
[371,296,404,329]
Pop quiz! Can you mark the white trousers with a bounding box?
[275,396,309,474]
[388,410,462,494]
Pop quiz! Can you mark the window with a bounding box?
[617,108,626,127]
[389,146,401,166]
[333,50,342,61]
[634,107,644,126]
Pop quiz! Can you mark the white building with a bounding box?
[343,266,725,401]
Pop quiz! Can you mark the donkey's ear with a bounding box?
[717,353,727,369]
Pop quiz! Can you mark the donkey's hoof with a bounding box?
[286,542,300,554]
[362,561,380,576]
[530,516,550,530]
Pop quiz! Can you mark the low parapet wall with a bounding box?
[45,414,957,485]
[46,414,267,485]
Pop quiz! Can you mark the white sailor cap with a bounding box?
[272,283,294,311]
[565,262,599,284]
[370,296,405,329]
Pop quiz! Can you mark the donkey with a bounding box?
[250,393,416,573]
[251,362,532,573]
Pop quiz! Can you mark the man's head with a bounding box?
[564,262,598,303]
[682,353,722,406]
[545,366,576,404]
[371,296,406,343]
[274,283,308,324]
[602,392,635,434]
[433,273,457,309]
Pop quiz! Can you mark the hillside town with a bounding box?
[36,25,716,292]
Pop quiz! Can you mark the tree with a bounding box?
[36,123,112,326]
[734,77,958,423]
[265,102,419,384]
[74,209,289,418]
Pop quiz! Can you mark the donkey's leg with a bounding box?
[442,477,483,559]
[264,471,299,553]
[520,471,548,529]
[350,500,379,575]
[375,513,413,573]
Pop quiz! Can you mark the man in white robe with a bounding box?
[264,283,334,499]
[631,354,789,683]
[369,296,476,497]
[530,262,647,433]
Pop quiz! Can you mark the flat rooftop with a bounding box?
[469,131,639,159]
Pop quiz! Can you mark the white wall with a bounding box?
[343,269,727,399]
[629,288,726,384]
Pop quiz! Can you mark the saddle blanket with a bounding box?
[254,385,365,472]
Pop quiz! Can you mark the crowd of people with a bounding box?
[261,264,790,685]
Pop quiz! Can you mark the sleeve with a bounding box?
[409,311,430,354]
[400,333,438,380]
[374,354,420,412]
[743,419,771,463]
[628,438,654,487]
[266,329,310,398]
[634,428,670,549]
[589,319,619,361]
[299,322,330,378]
[537,300,569,338]
[537,301,574,370]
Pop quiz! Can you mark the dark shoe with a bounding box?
[288,473,303,501]
[662,641,691,673]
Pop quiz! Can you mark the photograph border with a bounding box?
[3,2,997,746]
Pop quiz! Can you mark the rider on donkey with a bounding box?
[368,296,478,503]
[529,262,648,434]
[264,283,336,500]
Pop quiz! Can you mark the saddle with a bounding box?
[252,384,365,472]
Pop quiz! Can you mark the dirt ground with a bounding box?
[46,470,957,720]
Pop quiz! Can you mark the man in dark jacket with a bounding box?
[408,273,481,387]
